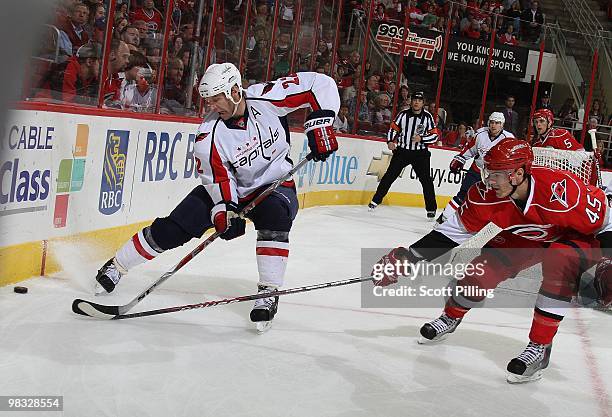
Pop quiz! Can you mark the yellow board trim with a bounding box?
[0,191,452,286]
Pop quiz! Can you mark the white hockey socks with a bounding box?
[255,230,289,288]
[115,227,163,272]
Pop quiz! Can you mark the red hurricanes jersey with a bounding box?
[532,128,583,151]
[130,8,163,32]
[438,167,609,244]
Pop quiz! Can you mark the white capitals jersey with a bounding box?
[459,126,514,172]
[194,72,340,206]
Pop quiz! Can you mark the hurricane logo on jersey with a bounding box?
[549,179,568,208]
[506,224,556,241]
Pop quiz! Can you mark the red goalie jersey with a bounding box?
[438,167,610,244]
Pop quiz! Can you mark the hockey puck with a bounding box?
[14,286,28,294]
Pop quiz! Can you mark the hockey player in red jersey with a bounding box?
[437,112,514,224]
[372,139,612,383]
[94,63,340,331]
[531,108,583,150]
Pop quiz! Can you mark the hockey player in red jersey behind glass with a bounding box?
[93,63,340,330]
[531,108,583,150]
[372,139,612,383]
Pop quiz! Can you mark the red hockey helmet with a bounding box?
[484,139,533,174]
[532,108,554,126]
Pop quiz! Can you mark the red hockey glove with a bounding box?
[449,155,466,174]
[305,110,338,162]
[212,203,246,241]
[371,247,412,287]
[594,257,612,308]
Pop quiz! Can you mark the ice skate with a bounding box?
[368,202,378,212]
[418,313,462,344]
[250,285,279,333]
[506,341,552,384]
[426,211,436,221]
[94,258,125,295]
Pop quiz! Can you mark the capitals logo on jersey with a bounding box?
[550,179,568,208]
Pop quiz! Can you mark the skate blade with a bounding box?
[94,282,110,296]
[255,321,273,333]
[506,370,544,384]
[417,334,449,345]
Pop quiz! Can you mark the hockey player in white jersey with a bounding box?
[436,112,514,224]
[94,63,340,330]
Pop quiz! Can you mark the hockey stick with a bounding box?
[104,275,373,320]
[72,153,315,319]
[588,129,603,189]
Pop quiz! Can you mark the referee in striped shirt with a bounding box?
[368,91,440,219]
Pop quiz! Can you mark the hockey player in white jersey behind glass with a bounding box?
[94,63,340,330]
[436,111,514,224]
[372,139,612,383]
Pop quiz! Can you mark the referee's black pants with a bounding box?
[371,148,437,212]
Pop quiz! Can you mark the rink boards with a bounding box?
[1,108,610,285]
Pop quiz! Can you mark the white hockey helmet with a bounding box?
[488,112,505,124]
[198,62,243,104]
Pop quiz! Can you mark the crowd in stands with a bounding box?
[25,0,611,164]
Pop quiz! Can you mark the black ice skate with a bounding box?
[506,342,552,384]
[250,284,279,333]
[368,202,378,212]
[418,313,462,344]
[95,258,124,295]
[426,211,436,221]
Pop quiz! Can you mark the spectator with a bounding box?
[505,1,522,33]
[479,21,491,41]
[407,3,426,25]
[581,117,603,151]
[558,97,579,129]
[119,51,147,102]
[103,39,131,106]
[130,0,164,33]
[464,21,481,39]
[442,121,469,147]
[347,89,371,125]
[85,3,105,44]
[398,84,411,111]
[374,3,387,21]
[501,95,519,135]
[379,67,395,92]
[132,20,149,45]
[115,1,128,19]
[537,90,553,111]
[38,42,101,104]
[315,39,330,67]
[170,35,184,59]
[114,16,129,40]
[498,23,519,45]
[279,0,296,28]
[521,0,543,43]
[590,99,605,125]
[163,58,186,106]
[254,3,270,28]
[122,66,157,112]
[333,104,350,133]
[365,74,380,102]
[60,2,90,55]
[343,50,361,77]
[342,76,359,103]
[273,31,292,78]
[373,94,392,125]
[122,25,140,50]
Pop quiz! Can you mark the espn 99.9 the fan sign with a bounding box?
[375,24,443,61]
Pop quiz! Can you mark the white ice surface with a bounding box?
[1,206,611,417]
